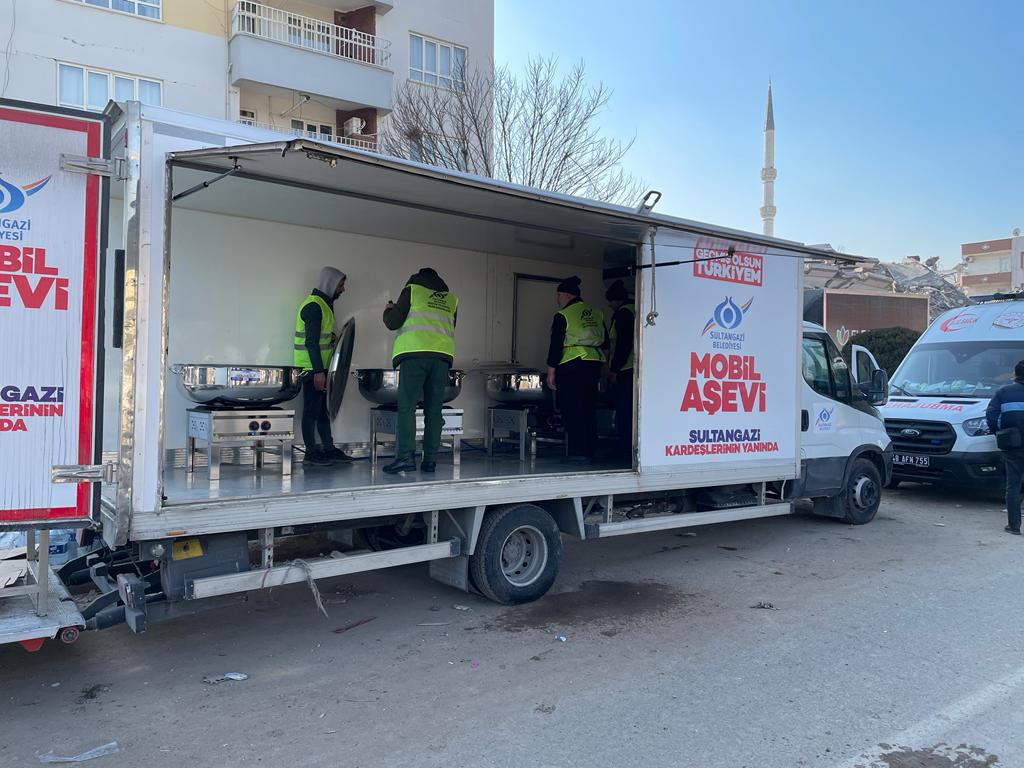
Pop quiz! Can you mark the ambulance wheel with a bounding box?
[841,458,882,525]
[469,505,561,605]
[59,626,81,645]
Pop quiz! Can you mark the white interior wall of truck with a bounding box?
[163,208,603,450]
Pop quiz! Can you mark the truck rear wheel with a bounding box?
[469,504,561,605]
[841,458,882,525]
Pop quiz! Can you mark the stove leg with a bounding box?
[454,436,461,466]
[209,444,222,482]
[282,440,293,476]
[486,409,494,456]
[186,435,195,474]
[255,440,264,470]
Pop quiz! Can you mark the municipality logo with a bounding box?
[0,173,52,213]
[702,296,753,335]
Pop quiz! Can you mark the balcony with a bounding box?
[237,119,378,151]
[229,1,394,113]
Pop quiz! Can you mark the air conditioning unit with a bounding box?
[342,117,366,137]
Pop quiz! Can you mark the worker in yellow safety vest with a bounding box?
[382,267,458,474]
[546,275,607,464]
[603,279,635,459]
[293,266,351,467]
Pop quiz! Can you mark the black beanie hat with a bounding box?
[556,275,581,296]
[605,280,629,301]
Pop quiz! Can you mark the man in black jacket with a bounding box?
[382,267,458,474]
[293,266,352,467]
[985,359,1024,534]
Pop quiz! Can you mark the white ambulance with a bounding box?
[880,299,1024,487]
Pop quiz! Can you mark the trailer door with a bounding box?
[0,101,109,528]
[636,229,802,484]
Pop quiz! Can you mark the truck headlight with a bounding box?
[962,417,991,436]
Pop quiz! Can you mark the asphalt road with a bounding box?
[2,485,1022,768]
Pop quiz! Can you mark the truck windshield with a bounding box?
[891,341,1024,398]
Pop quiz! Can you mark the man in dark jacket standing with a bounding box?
[382,267,458,474]
[985,359,1024,535]
[293,266,352,467]
[603,279,635,459]
[546,276,606,464]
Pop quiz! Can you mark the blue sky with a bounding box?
[495,1,1023,265]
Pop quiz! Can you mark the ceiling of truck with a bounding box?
[168,141,648,267]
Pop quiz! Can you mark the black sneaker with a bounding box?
[304,449,331,468]
[383,456,417,474]
[420,460,436,473]
[323,447,354,464]
[1005,525,1021,535]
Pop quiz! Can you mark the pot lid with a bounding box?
[327,317,355,421]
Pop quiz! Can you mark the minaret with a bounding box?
[760,81,777,237]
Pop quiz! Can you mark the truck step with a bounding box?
[187,539,461,600]
[585,503,793,539]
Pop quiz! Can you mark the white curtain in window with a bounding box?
[138,79,162,106]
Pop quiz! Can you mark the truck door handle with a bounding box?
[801,410,809,432]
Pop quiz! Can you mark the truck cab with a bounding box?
[879,300,1024,487]
[797,322,893,520]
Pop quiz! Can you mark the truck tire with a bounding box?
[469,504,561,605]
[840,458,882,525]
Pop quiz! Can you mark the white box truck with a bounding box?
[0,100,891,648]
[881,298,1024,487]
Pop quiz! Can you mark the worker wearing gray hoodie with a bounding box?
[293,266,352,467]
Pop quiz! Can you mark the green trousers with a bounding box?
[396,357,449,461]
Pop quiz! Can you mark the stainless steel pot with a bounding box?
[486,371,548,404]
[356,368,464,406]
[170,364,305,408]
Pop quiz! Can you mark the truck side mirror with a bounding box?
[868,369,889,406]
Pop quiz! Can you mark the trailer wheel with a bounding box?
[469,505,561,605]
[840,458,882,525]
[59,626,81,645]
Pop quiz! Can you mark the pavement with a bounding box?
[1,484,1022,768]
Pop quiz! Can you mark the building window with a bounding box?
[999,256,1011,272]
[71,0,161,20]
[58,63,162,111]
[409,33,466,91]
[239,109,257,126]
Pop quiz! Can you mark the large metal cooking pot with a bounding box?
[356,368,464,406]
[170,363,305,408]
[486,371,548,404]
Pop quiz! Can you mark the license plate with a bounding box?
[893,454,930,468]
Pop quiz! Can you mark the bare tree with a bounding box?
[380,57,642,205]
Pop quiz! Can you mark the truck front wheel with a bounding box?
[841,458,882,525]
[469,504,561,605]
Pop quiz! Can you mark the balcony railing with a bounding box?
[232,1,391,69]
[237,119,378,150]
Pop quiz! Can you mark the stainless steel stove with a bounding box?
[369,406,463,466]
[186,407,294,481]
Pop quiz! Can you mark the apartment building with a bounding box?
[0,0,494,149]
[958,234,1024,298]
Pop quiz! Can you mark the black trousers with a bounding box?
[301,376,333,452]
[557,359,601,458]
[1005,450,1024,531]
[613,371,633,455]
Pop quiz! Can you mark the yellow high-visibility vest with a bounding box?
[293,294,334,370]
[557,300,605,364]
[391,283,458,364]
